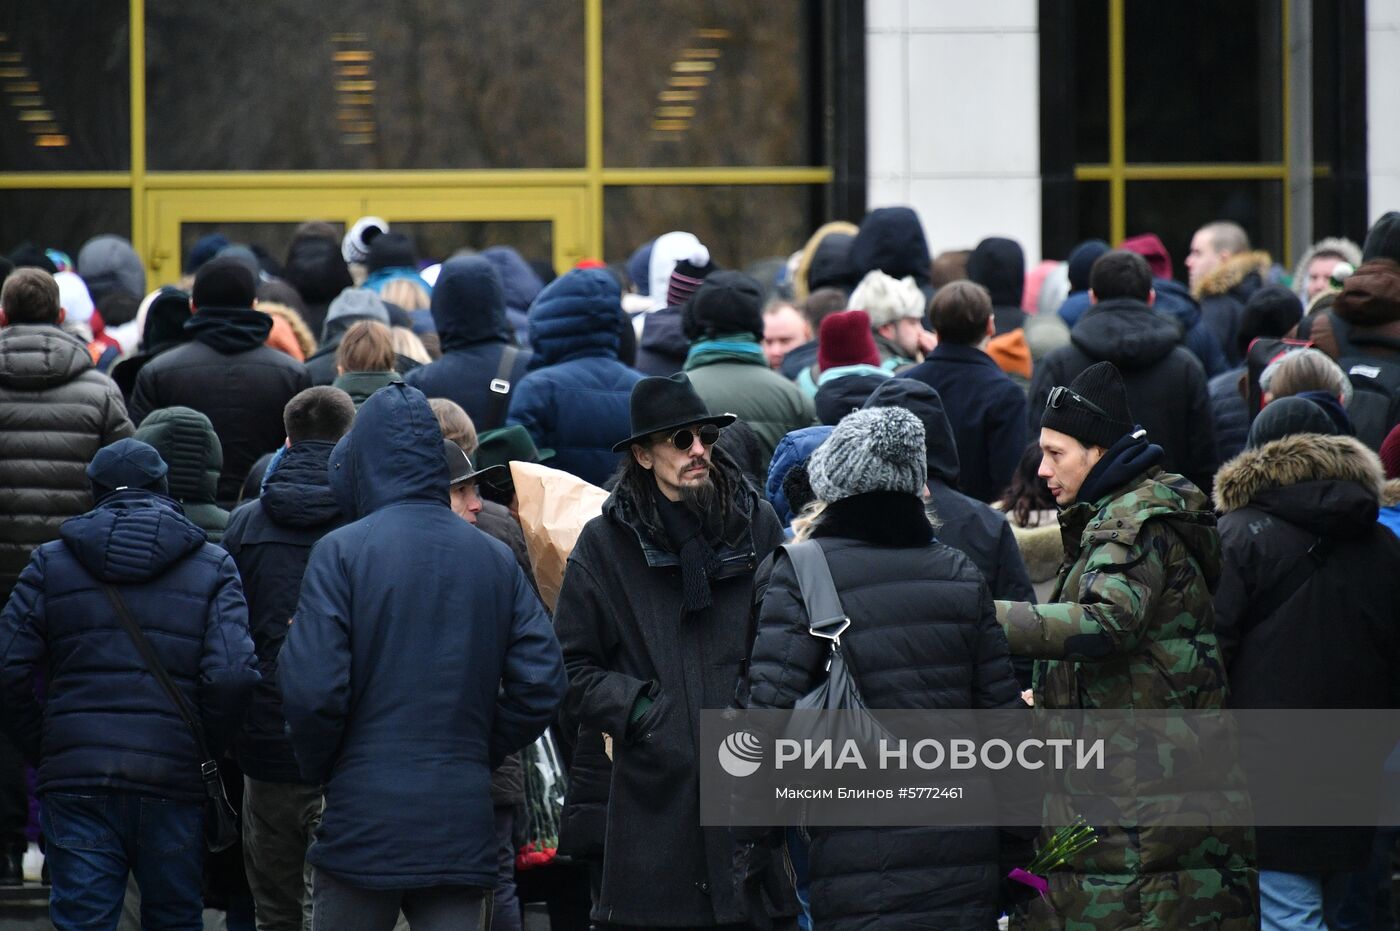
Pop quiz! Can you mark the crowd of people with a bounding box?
[0,206,1399,930]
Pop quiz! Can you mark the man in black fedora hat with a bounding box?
[554,373,796,929]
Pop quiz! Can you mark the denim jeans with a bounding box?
[1261,871,1328,931]
[41,791,205,931]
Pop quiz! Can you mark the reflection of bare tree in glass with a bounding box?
[146,1,584,170]
[605,186,815,272]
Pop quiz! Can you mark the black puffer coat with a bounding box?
[223,440,344,784]
[554,453,795,927]
[0,324,133,602]
[1029,298,1218,493]
[1214,431,1400,872]
[747,491,1027,931]
[128,307,311,506]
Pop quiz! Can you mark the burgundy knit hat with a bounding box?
[1120,233,1173,280]
[1381,423,1400,481]
[818,309,881,371]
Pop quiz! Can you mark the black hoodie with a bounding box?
[129,307,311,505]
[849,207,931,288]
[1029,297,1218,493]
[967,237,1026,336]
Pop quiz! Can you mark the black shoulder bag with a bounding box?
[101,584,241,852]
[487,345,520,428]
[779,541,888,750]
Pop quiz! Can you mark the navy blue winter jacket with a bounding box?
[900,343,1028,504]
[482,246,544,350]
[0,490,257,802]
[280,383,566,890]
[507,269,642,486]
[1152,278,1229,378]
[223,440,344,784]
[404,256,534,431]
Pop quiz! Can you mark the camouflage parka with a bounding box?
[996,466,1258,930]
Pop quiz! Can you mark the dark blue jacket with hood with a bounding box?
[223,439,345,784]
[481,246,544,349]
[0,447,257,802]
[507,268,642,487]
[849,207,932,292]
[404,257,534,431]
[279,383,565,890]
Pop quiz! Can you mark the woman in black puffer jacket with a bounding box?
[747,406,1029,930]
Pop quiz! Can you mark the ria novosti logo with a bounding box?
[718,731,764,777]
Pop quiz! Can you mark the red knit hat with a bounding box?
[818,309,881,371]
[1381,423,1400,481]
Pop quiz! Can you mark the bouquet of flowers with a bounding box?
[1007,817,1099,900]
[516,731,568,871]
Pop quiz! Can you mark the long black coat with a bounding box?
[554,455,793,927]
[746,491,1026,931]
[1029,298,1218,494]
[1214,431,1400,871]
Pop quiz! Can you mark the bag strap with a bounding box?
[779,541,849,643]
[101,583,217,775]
[487,345,520,427]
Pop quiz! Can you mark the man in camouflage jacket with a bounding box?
[996,361,1256,930]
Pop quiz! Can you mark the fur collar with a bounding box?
[1382,478,1400,509]
[812,491,934,547]
[1193,250,1274,299]
[1214,432,1383,514]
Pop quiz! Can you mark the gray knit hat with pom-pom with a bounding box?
[807,406,928,502]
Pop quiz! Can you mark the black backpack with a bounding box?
[1300,311,1400,450]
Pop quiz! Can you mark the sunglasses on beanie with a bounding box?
[1045,385,1113,420]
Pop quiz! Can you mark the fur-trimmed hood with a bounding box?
[1291,237,1362,301]
[1215,432,1383,514]
[1193,250,1274,300]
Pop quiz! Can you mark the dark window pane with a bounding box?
[1311,0,1339,168]
[146,2,584,170]
[384,222,553,267]
[1123,1,1282,163]
[0,4,130,171]
[604,2,816,168]
[1071,1,1109,165]
[1074,182,1110,250]
[1125,180,1283,284]
[604,186,818,270]
[0,189,131,258]
[1311,179,1337,246]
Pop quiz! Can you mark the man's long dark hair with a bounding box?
[611,439,742,528]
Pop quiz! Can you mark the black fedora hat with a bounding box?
[612,373,737,452]
[443,439,508,488]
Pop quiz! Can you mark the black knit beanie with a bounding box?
[192,256,257,309]
[1363,211,1400,265]
[682,270,764,341]
[1040,361,1134,448]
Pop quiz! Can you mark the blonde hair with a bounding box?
[336,320,396,373]
[391,326,432,364]
[429,397,477,456]
[1261,347,1353,406]
[790,500,828,543]
[379,277,430,312]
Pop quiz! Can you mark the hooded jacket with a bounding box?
[995,448,1256,929]
[0,324,134,603]
[1292,258,1400,367]
[764,426,833,527]
[1214,432,1400,871]
[129,307,311,506]
[793,221,859,301]
[1149,278,1229,377]
[633,306,689,377]
[110,289,194,401]
[279,384,564,889]
[902,342,1028,503]
[849,207,931,290]
[1029,298,1218,493]
[304,313,419,387]
[482,246,543,349]
[1290,236,1362,302]
[553,453,793,926]
[507,269,642,486]
[812,365,888,425]
[404,256,534,431]
[967,237,1027,336]
[747,492,1025,930]
[223,440,345,784]
[1194,250,1274,367]
[133,406,230,542]
[0,487,257,802]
